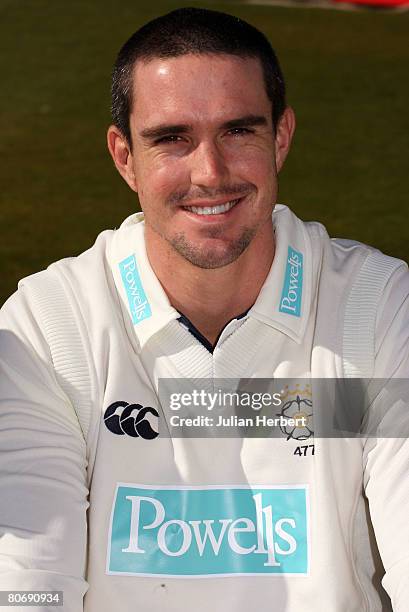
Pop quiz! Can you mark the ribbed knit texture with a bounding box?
[214,318,265,379]
[147,320,213,379]
[343,251,403,378]
[21,270,93,442]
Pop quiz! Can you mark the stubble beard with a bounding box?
[168,225,257,269]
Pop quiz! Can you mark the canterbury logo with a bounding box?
[104,401,159,440]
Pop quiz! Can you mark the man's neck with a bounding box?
[145,227,275,346]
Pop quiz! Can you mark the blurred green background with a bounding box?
[1,0,408,304]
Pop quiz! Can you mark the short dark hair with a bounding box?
[111,7,287,147]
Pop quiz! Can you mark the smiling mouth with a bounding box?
[183,198,242,216]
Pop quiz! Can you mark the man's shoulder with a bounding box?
[302,212,409,310]
[1,213,146,337]
[18,212,145,295]
[280,204,409,320]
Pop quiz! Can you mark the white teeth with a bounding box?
[184,199,240,215]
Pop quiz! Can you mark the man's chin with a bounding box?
[169,231,254,270]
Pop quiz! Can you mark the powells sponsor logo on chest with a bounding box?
[279,246,303,317]
[107,484,309,577]
[119,254,152,324]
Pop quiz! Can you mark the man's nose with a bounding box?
[189,141,228,188]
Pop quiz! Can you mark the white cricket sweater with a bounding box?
[0,205,408,611]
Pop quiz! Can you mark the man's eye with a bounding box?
[155,135,183,144]
[228,127,253,136]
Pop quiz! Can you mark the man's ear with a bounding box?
[107,125,138,192]
[274,106,296,173]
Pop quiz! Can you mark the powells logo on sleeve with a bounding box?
[119,254,152,324]
[107,484,309,577]
[279,246,303,317]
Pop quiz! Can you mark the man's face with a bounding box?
[117,53,293,268]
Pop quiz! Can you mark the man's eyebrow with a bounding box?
[139,124,191,141]
[139,115,268,141]
[220,115,268,130]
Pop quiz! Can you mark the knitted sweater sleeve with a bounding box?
[0,287,88,611]
[363,263,409,611]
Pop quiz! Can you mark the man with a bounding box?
[0,7,408,612]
